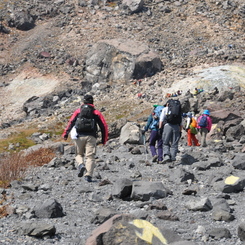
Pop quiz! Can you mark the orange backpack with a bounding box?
[190,118,198,134]
[190,117,197,128]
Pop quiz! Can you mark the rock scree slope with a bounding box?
[0,0,245,244]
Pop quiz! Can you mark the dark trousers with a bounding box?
[149,130,163,161]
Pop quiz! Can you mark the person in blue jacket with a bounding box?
[142,105,163,163]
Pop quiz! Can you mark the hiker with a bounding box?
[142,105,163,163]
[177,90,182,95]
[198,88,204,93]
[137,93,143,99]
[137,79,142,86]
[62,95,108,182]
[159,99,182,163]
[185,89,191,96]
[193,88,199,96]
[212,86,219,95]
[197,109,212,147]
[184,112,200,146]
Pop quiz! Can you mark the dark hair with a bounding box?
[84,95,93,104]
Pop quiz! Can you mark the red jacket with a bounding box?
[62,104,108,145]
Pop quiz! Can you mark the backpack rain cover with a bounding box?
[198,115,208,128]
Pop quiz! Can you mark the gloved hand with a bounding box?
[63,134,68,140]
[157,128,163,137]
[157,130,162,138]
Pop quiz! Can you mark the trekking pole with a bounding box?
[142,132,150,165]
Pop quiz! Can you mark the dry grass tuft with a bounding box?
[0,193,10,218]
[24,147,56,167]
[0,147,56,218]
[0,148,56,188]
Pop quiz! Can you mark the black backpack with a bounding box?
[75,104,95,133]
[166,99,182,125]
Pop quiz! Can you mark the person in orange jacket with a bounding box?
[62,95,108,182]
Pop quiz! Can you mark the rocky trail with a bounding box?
[0,0,245,244]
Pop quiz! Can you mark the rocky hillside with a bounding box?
[1,0,245,131]
[1,1,245,245]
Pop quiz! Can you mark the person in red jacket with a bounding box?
[62,95,108,182]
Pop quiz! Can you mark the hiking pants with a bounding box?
[187,129,200,146]
[162,123,180,159]
[74,135,97,177]
[199,128,208,147]
[149,130,163,161]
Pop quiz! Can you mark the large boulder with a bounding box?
[209,109,241,124]
[7,10,35,30]
[86,214,186,245]
[109,118,128,139]
[33,199,65,218]
[84,39,162,84]
[119,122,143,144]
[225,124,245,141]
[15,222,56,237]
[130,181,172,201]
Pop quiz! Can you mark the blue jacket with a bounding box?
[144,114,159,131]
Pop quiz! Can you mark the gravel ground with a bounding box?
[1,135,245,245]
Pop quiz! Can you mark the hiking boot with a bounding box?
[162,155,171,164]
[78,164,86,177]
[157,158,163,164]
[84,176,92,182]
[152,155,158,162]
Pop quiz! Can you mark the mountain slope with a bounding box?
[0,0,245,133]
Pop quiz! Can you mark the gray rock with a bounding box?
[111,178,133,199]
[7,10,35,30]
[192,157,224,170]
[121,0,144,14]
[185,197,213,211]
[130,181,172,201]
[238,223,245,241]
[91,207,117,224]
[21,183,38,192]
[34,199,65,218]
[232,154,245,170]
[169,168,195,183]
[208,227,231,239]
[119,122,143,144]
[84,39,162,84]
[212,209,235,222]
[16,222,56,237]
